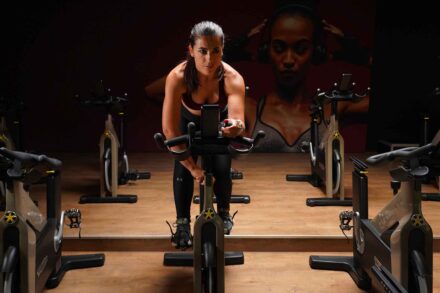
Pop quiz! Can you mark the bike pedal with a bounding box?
[65,208,82,229]
[125,171,151,181]
[231,171,243,180]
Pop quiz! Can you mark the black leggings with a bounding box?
[173,106,232,219]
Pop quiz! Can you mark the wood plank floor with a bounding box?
[35,152,440,237]
[44,251,440,293]
[4,152,440,291]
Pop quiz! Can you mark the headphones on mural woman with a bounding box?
[257,1,327,65]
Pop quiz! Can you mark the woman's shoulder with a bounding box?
[166,62,187,88]
[222,61,244,88]
[168,61,186,79]
[222,62,243,80]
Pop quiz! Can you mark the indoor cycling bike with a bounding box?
[421,129,440,196]
[0,97,23,211]
[154,104,264,293]
[76,81,150,204]
[286,73,369,206]
[309,138,439,292]
[0,147,105,293]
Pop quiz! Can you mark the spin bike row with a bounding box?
[153,96,440,292]
[0,81,152,293]
[0,81,257,293]
[2,75,440,293]
[1,121,439,293]
[72,80,245,205]
[0,103,265,293]
[285,74,440,292]
[285,73,439,207]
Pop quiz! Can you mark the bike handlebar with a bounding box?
[154,122,265,160]
[366,143,437,165]
[315,86,370,103]
[75,93,128,106]
[0,147,62,170]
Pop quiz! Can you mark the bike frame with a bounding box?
[99,113,120,197]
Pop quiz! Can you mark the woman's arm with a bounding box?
[162,71,184,139]
[244,96,257,137]
[145,75,167,103]
[322,19,372,67]
[223,65,246,137]
[338,96,370,114]
[162,66,204,182]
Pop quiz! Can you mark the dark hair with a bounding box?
[258,0,327,64]
[184,21,225,93]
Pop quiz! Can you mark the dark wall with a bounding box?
[367,2,440,149]
[2,0,377,152]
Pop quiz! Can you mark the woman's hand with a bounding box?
[247,18,267,38]
[190,166,205,185]
[322,19,344,38]
[222,119,245,138]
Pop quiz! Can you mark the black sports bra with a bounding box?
[182,78,227,110]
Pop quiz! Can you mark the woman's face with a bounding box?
[189,35,223,77]
[269,13,315,87]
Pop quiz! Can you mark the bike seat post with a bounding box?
[198,104,220,213]
[199,155,214,214]
[331,99,338,119]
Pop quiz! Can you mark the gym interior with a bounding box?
[1,0,440,292]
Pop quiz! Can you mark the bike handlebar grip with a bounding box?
[366,148,416,165]
[154,133,167,150]
[39,155,62,169]
[116,96,128,103]
[228,130,265,154]
[353,87,371,102]
[253,130,266,146]
[0,148,62,169]
[164,135,190,147]
[187,122,196,138]
[228,137,252,155]
[366,151,394,165]
[232,136,253,146]
[366,143,435,165]
[395,143,436,160]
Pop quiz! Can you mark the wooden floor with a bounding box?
[26,152,440,240]
[44,251,440,293]
[3,152,440,292]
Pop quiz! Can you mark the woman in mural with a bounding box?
[243,2,370,152]
[146,1,372,152]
